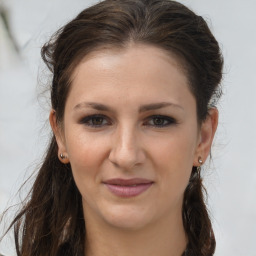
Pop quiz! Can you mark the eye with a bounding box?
[144,115,177,127]
[79,114,110,127]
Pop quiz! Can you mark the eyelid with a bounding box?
[79,114,177,128]
[143,115,177,127]
[79,114,111,127]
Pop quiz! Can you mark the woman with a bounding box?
[1,0,223,255]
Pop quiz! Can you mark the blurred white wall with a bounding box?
[0,0,255,255]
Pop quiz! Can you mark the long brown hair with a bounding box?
[1,0,223,255]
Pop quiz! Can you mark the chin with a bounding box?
[100,203,155,231]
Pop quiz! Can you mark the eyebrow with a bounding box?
[73,101,183,112]
[138,102,183,112]
[74,102,113,111]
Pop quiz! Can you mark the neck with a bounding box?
[84,207,187,256]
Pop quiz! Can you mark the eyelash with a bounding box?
[79,114,111,127]
[144,115,177,127]
[79,114,177,128]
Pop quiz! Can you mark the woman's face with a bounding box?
[53,44,210,230]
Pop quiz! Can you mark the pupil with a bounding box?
[154,118,163,125]
[92,117,103,125]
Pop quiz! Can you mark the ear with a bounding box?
[193,108,219,166]
[49,110,69,164]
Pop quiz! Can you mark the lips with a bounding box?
[103,178,154,198]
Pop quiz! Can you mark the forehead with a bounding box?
[71,43,188,80]
[66,44,194,110]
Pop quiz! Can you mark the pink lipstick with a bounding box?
[103,178,153,198]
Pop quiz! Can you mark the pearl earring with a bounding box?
[198,157,203,165]
[60,153,66,159]
[196,157,203,174]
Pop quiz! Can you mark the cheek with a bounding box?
[64,127,108,179]
[149,129,198,193]
[64,130,110,206]
[151,131,196,168]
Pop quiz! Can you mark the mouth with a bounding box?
[103,178,154,198]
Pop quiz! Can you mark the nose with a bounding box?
[108,125,146,170]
